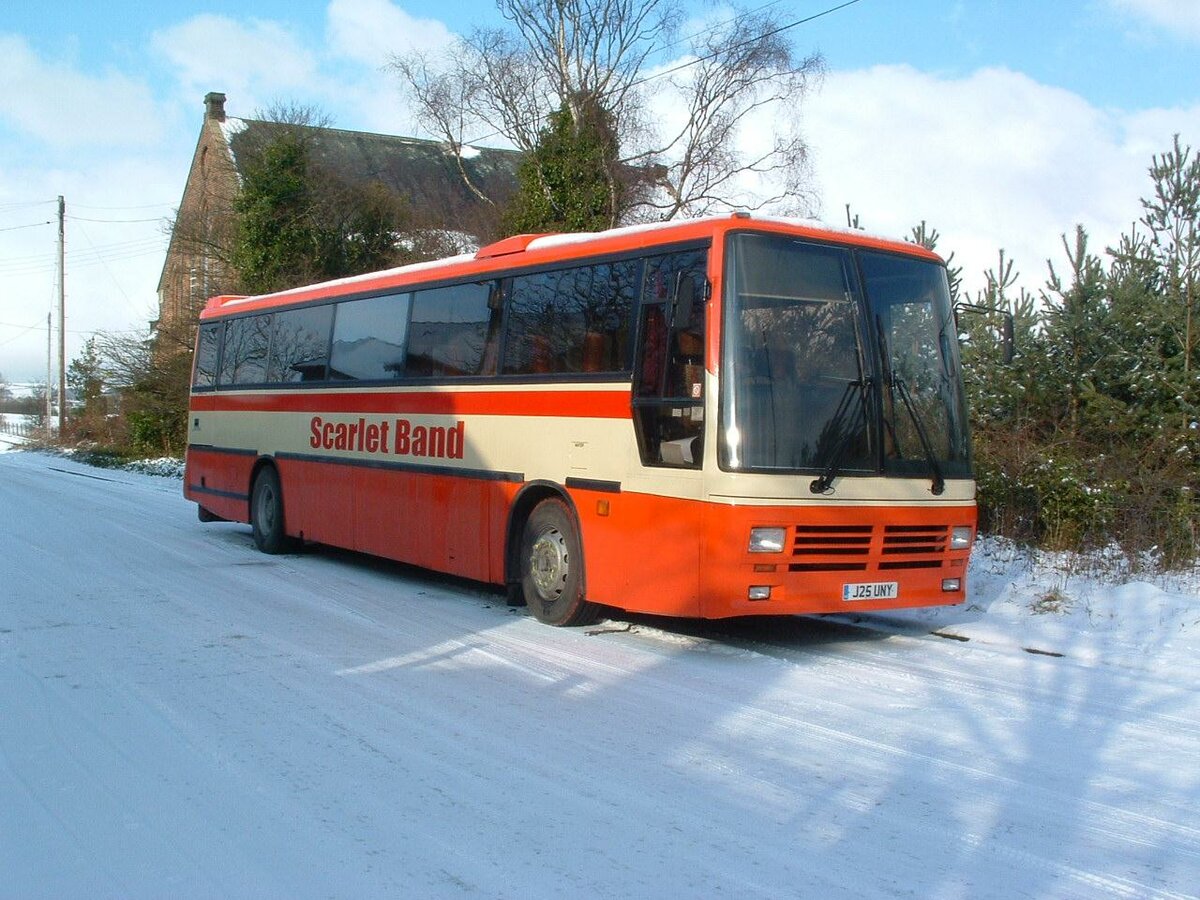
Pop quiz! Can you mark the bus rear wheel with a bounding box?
[521,499,600,627]
[251,466,293,554]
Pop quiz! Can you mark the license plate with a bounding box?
[842,581,899,601]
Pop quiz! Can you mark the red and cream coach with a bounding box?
[185,214,976,626]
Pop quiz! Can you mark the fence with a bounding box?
[0,417,38,439]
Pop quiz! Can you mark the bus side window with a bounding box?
[330,293,410,381]
[219,314,271,386]
[268,304,334,383]
[501,260,638,376]
[407,282,492,377]
[193,322,222,388]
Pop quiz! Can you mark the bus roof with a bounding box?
[200,213,943,319]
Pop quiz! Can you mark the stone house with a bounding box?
[155,91,519,347]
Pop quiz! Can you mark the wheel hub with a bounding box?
[530,530,567,599]
[257,485,276,530]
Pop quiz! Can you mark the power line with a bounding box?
[70,201,173,211]
[650,0,796,64]
[462,0,862,146]
[71,219,146,315]
[0,320,43,348]
[0,235,163,265]
[631,0,862,89]
[0,199,55,212]
[65,214,167,224]
[0,251,163,278]
[0,319,148,337]
[2,234,164,260]
[0,239,166,276]
[0,220,53,233]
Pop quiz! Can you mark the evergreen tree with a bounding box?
[1040,226,1111,439]
[957,250,1049,542]
[959,249,1039,427]
[502,101,622,235]
[65,337,110,442]
[1137,135,1200,435]
[1107,143,1200,447]
[68,338,106,413]
[909,220,962,302]
[232,127,415,295]
[957,138,1200,562]
[232,131,319,294]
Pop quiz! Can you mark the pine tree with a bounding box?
[1139,135,1200,434]
[1041,226,1111,439]
[908,220,962,302]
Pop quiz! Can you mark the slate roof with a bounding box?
[222,118,520,219]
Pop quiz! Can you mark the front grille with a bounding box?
[788,525,871,572]
[880,525,948,570]
[786,523,951,573]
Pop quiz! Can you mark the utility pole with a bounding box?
[45,312,52,422]
[57,195,65,437]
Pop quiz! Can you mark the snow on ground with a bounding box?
[1,448,1198,898]
[0,415,36,449]
[834,537,1200,676]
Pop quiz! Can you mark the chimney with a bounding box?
[204,92,227,122]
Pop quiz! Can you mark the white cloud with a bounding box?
[1109,0,1200,41]
[801,64,1200,296]
[0,152,179,381]
[0,34,164,148]
[150,15,318,114]
[147,5,444,136]
[322,0,460,136]
[326,0,456,66]
[0,34,183,380]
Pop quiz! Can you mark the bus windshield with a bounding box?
[720,233,971,481]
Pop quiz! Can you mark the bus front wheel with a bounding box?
[521,499,600,627]
[251,466,293,554]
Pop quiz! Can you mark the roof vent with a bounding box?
[475,233,554,259]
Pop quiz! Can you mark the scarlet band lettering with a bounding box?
[393,418,464,459]
[309,415,463,460]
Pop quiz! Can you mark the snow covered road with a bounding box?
[1,449,1198,898]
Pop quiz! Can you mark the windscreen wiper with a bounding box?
[809,377,868,495]
[874,315,945,495]
[891,374,946,495]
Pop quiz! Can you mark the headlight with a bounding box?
[749,527,786,553]
[950,526,972,550]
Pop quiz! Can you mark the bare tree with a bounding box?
[257,101,334,130]
[631,8,823,218]
[390,0,823,223]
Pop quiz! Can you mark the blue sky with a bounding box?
[1,0,1198,379]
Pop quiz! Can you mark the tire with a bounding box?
[520,498,600,627]
[250,466,292,554]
